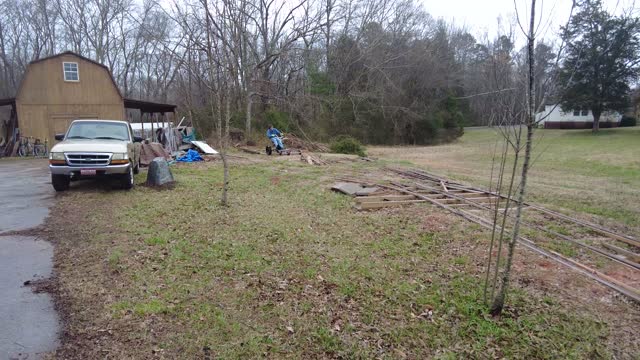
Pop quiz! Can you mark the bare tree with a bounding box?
[483,0,576,315]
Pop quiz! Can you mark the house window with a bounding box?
[581,109,588,116]
[573,110,580,116]
[63,62,79,82]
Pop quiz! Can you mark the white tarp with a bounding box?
[191,140,218,154]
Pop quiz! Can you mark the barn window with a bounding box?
[581,109,588,116]
[573,110,580,116]
[63,62,79,82]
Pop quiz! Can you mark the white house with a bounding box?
[535,104,622,129]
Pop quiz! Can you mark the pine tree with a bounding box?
[558,0,640,132]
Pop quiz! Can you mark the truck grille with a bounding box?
[65,153,112,166]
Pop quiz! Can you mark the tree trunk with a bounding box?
[225,81,230,139]
[246,92,253,134]
[490,125,533,315]
[490,0,537,316]
[592,108,601,133]
[221,81,231,206]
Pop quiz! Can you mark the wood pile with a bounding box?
[301,152,328,166]
[284,134,329,152]
[332,168,640,303]
[238,147,262,155]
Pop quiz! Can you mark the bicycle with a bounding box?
[34,138,48,157]
[18,137,47,157]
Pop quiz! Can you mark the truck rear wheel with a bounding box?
[52,174,70,192]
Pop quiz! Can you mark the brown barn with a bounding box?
[0,52,176,155]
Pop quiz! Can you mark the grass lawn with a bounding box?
[47,151,639,359]
[369,126,640,232]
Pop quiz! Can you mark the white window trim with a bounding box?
[62,62,80,82]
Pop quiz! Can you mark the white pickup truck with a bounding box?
[48,120,142,191]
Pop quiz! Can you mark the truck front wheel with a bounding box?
[120,165,134,190]
[52,174,70,192]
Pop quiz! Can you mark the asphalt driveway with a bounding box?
[0,159,59,359]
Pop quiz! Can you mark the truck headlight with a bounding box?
[111,153,129,164]
[49,152,65,165]
[111,153,129,160]
[49,152,65,160]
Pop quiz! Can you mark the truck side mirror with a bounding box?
[133,136,143,143]
[54,134,65,141]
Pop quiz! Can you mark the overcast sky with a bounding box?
[422,0,638,41]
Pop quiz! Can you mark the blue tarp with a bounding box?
[177,149,203,162]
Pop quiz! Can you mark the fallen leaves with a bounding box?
[411,306,434,322]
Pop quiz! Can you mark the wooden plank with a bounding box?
[418,190,484,198]
[610,236,640,249]
[579,237,614,242]
[355,195,417,203]
[465,197,500,204]
[415,190,481,197]
[440,180,449,192]
[357,200,427,210]
[419,192,446,197]
[527,205,640,248]
[602,243,640,263]
[552,251,640,297]
[467,207,523,213]
[435,196,496,204]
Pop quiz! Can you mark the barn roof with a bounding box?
[26,51,123,99]
[16,52,177,113]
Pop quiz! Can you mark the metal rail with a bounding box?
[393,180,640,271]
[358,168,640,302]
[393,168,640,247]
[376,182,640,303]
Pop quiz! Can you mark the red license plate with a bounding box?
[80,169,97,176]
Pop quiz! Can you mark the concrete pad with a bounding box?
[0,160,53,233]
[0,236,59,359]
[0,160,59,358]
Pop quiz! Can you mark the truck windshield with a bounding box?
[66,122,130,141]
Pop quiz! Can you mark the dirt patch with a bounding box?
[421,212,455,233]
[42,194,125,359]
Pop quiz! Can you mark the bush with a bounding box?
[330,135,366,157]
[620,115,637,127]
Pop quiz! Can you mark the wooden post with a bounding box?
[141,111,145,141]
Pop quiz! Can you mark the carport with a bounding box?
[124,98,177,143]
[0,98,17,157]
